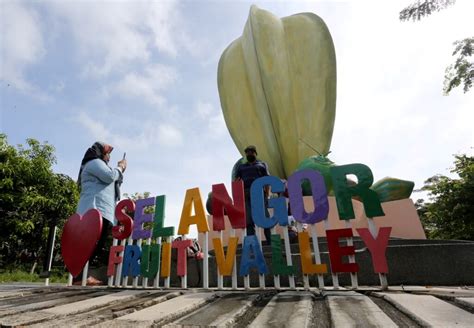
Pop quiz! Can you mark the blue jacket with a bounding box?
[76,159,123,225]
[235,160,270,190]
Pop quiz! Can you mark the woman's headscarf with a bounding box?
[79,142,113,169]
[77,141,122,201]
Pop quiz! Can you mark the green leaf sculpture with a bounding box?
[371,177,415,203]
[218,5,337,178]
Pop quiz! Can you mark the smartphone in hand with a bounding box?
[123,152,126,160]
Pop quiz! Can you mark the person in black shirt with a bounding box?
[235,145,272,245]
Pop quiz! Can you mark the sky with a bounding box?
[1,0,473,237]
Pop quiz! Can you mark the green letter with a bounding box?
[330,164,384,219]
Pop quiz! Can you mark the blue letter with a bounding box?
[250,176,287,228]
[239,235,268,275]
[122,245,141,277]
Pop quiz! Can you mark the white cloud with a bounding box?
[208,111,228,137]
[194,100,228,137]
[144,2,182,57]
[108,64,177,107]
[47,1,190,78]
[157,124,183,146]
[50,81,65,93]
[76,112,112,142]
[196,101,214,118]
[49,2,149,77]
[76,111,183,151]
[1,2,45,92]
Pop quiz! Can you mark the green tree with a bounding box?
[399,0,473,94]
[416,154,474,240]
[0,134,79,268]
[443,38,473,94]
[123,191,151,201]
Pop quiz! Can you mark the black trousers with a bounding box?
[73,219,111,280]
[91,219,112,266]
[244,191,272,245]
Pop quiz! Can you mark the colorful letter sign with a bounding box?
[64,162,395,289]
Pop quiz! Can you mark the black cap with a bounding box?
[244,145,257,155]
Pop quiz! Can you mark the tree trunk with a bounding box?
[30,261,37,275]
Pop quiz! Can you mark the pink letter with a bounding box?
[107,245,124,276]
[326,228,359,273]
[357,227,392,273]
[113,199,134,240]
[172,239,193,276]
[212,181,246,231]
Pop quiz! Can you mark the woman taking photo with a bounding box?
[76,141,127,285]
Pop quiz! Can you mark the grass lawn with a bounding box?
[0,268,68,284]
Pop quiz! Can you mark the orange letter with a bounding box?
[160,242,171,278]
[213,237,239,276]
[178,188,209,235]
[298,232,327,274]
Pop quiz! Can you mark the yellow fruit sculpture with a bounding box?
[218,5,337,179]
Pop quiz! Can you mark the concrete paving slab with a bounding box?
[322,290,361,297]
[389,286,474,297]
[248,291,314,328]
[0,291,106,317]
[0,290,146,327]
[43,289,148,315]
[369,295,422,327]
[0,290,31,299]
[386,286,429,292]
[0,310,55,327]
[166,292,258,327]
[1,285,473,327]
[320,286,348,291]
[36,291,175,328]
[455,297,474,311]
[0,289,93,308]
[115,292,216,325]
[327,293,397,327]
[0,283,47,291]
[381,293,474,327]
[0,287,64,301]
[420,289,474,298]
[352,286,386,292]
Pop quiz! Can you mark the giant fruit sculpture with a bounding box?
[218,5,337,179]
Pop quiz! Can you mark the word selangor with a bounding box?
[106,163,392,284]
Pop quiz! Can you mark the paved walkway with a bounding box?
[0,285,473,327]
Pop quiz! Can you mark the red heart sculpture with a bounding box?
[61,209,103,277]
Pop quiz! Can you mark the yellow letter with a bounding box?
[213,237,239,276]
[298,231,327,274]
[178,188,210,235]
[160,242,171,278]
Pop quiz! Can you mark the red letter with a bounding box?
[172,239,193,276]
[212,180,246,231]
[357,227,392,273]
[327,228,359,273]
[113,199,135,240]
[107,245,124,276]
